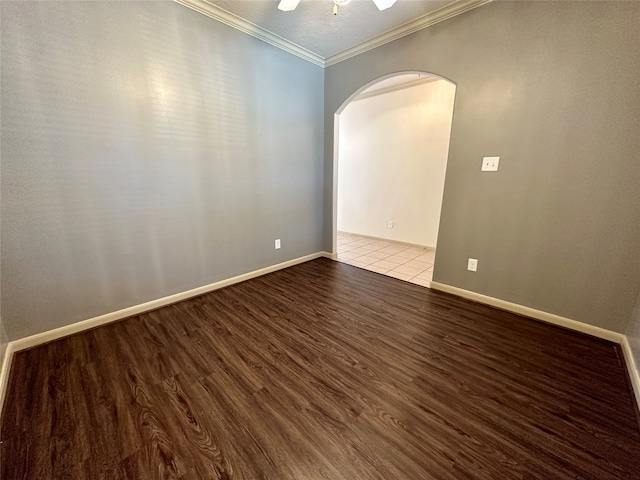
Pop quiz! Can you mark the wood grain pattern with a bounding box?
[2,258,640,479]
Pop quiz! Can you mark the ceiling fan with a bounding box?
[278,0,398,13]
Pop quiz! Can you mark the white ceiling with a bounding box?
[175,0,492,66]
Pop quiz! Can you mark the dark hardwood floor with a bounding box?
[2,258,640,479]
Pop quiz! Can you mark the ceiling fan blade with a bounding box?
[278,0,301,11]
[372,0,397,10]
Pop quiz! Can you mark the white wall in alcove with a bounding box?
[337,78,455,247]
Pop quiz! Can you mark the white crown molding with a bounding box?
[174,0,493,68]
[324,0,494,67]
[173,0,325,67]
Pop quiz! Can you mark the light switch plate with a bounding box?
[482,156,500,172]
[467,258,478,272]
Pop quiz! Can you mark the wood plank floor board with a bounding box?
[2,258,640,479]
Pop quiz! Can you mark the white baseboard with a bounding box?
[621,336,640,413]
[0,252,329,412]
[3,263,637,415]
[0,343,15,416]
[430,282,623,343]
[430,281,639,411]
[337,231,435,251]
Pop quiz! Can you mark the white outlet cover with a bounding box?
[275,239,281,249]
[481,156,500,172]
[467,258,478,271]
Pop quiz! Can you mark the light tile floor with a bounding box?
[336,232,434,288]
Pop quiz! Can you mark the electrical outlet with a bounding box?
[481,156,500,172]
[387,220,394,229]
[467,258,478,272]
[275,239,281,250]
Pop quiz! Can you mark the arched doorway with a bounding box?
[332,72,456,287]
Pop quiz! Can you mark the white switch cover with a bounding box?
[481,156,500,172]
[275,239,281,249]
[467,258,478,272]
[387,220,394,229]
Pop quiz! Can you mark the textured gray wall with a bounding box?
[324,1,640,333]
[1,1,324,340]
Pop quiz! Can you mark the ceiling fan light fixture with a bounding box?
[279,0,395,13]
[372,0,397,11]
[278,0,301,12]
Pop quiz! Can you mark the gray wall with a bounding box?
[2,0,639,342]
[324,1,640,333]
[1,1,324,340]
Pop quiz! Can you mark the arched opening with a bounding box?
[332,71,456,287]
